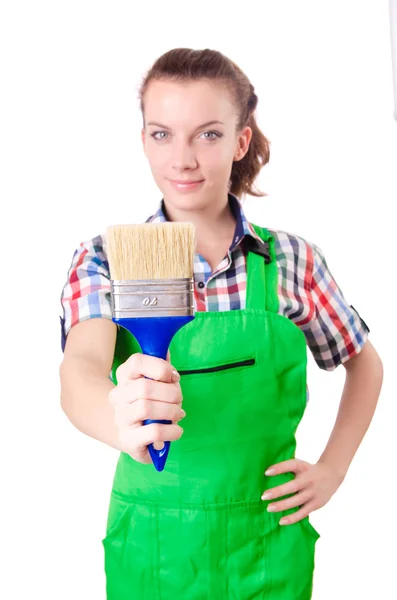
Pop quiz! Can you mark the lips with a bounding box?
[170,179,203,184]
[168,179,205,192]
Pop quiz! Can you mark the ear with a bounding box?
[141,128,146,156]
[234,125,253,161]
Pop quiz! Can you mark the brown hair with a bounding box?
[137,48,270,200]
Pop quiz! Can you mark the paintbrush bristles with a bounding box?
[106,222,196,281]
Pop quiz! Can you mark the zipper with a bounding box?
[178,358,256,376]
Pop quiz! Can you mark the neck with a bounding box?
[162,194,237,244]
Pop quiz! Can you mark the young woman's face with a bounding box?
[141,79,252,212]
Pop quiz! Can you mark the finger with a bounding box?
[116,352,176,385]
[279,502,317,526]
[130,378,182,406]
[109,381,182,416]
[166,349,171,363]
[261,475,306,501]
[266,489,313,513]
[110,378,182,409]
[135,421,184,447]
[265,458,305,477]
[134,377,182,404]
[115,398,185,428]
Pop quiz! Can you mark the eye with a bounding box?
[150,131,168,141]
[202,131,222,140]
[150,130,222,141]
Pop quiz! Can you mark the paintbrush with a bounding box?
[106,222,196,472]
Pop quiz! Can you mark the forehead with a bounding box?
[144,79,237,125]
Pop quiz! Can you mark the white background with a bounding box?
[1,1,396,598]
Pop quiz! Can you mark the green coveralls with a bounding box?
[102,223,321,599]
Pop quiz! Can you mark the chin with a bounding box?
[166,195,207,209]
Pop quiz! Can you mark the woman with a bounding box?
[59,48,383,599]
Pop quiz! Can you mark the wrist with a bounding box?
[316,456,347,484]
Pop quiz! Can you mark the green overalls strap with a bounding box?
[102,223,321,600]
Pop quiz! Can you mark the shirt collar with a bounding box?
[145,192,269,258]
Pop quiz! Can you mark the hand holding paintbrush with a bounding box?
[107,350,186,466]
[106,222,196,472]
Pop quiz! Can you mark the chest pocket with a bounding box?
[178,357,256,376]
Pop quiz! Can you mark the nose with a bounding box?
[171,140,198,171]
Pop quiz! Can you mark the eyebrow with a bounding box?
[147,120,225,130]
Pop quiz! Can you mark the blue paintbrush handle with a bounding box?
[112,315,194,471]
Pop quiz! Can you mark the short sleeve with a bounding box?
[305,243,370,371]
[59,233,113,352]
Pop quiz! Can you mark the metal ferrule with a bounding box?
[110,278,195,318]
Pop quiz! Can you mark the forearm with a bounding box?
[317,346,383,481]
[59,356,122,452]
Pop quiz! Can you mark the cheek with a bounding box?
[200,146,234,173]
[147,157,169,178]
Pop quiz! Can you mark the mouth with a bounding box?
[168,179,205,191]
[169,179,204,184]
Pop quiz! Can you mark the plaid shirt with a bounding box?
[59,193,369,385]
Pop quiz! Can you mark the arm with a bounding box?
[59,317,122,452]
[317,339,384,481]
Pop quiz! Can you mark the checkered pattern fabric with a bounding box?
[59,193,369,380]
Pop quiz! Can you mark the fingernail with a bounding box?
[279,518,288,525]
[181,409,186,417]
[172,370,180,382]
[267,505,276,512]
[261,492,272,500]
[265,468,275,475]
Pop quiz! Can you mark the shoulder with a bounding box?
[267,227,319,252]
[76,232,107,258]
[60,232,112,342]
[67,232,109,274]
[257,226,322,276]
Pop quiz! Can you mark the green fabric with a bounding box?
[102,223,320,599]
